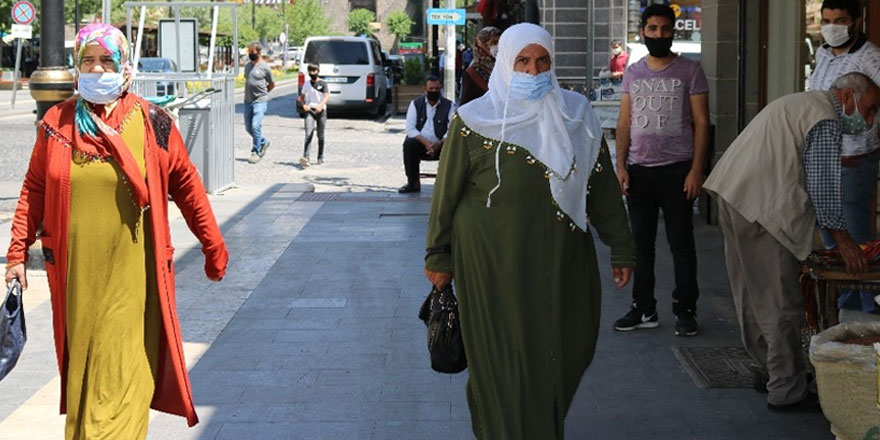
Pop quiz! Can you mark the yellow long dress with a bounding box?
[64,107,161,440]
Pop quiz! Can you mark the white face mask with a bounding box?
[821,23,852,48]
[612,47,623,55]
[489,45,498,57]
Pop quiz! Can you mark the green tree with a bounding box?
[347,8,375,36]
[385,10,413,47]
[283,0,330,46]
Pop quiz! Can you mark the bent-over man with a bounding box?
[703,72,880,412]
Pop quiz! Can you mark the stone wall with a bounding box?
[541,0,590,90]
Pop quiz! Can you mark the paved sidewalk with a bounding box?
[0,183,834,439]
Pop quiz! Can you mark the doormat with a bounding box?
[671,346,758,389]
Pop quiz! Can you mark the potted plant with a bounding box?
[393,57,425,114]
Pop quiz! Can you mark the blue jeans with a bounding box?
[244,101,268,155]
[819,149,880,313]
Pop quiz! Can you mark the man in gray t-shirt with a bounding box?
[244,42,275,163]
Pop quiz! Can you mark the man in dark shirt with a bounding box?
[244,42,275,164]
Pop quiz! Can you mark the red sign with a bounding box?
[11,1,35,25]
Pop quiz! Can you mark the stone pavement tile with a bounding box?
[273,327,394,343]
[301,401,453,423]
[256,352,388,371]
[372,420,473,440]
[214,421,372,440]
[239,384,383,405]
[146,414,222,440]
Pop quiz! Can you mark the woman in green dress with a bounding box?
[425,23,636,439]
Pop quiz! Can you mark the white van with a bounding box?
[299,36,388,116]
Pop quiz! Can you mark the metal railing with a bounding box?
[123,2,239,194]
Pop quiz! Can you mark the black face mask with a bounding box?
[426,91,441,102]
[248,53,259,62]
[644,36,673,58]
[309,73,319,80]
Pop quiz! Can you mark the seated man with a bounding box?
[399,75,455,193]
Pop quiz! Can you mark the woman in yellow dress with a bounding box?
[6,23,228,439]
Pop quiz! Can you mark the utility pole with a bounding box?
[102,0,110,23]
[30,0,74,121]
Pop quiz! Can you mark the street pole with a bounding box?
[283,23,289,69]
[444,0,455,101]
[252,0,255,29]
[30,0,75,122]
[11,38,22,109]
[75,0,81,34]
[102,0,111,24]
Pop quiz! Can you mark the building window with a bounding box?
[350,0,376,13]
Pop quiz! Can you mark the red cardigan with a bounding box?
[7,96,229,426]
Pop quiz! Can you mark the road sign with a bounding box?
[279,32,287,44]
[426,8,466,26]
[11,1,35,25]
[11,24,31,39]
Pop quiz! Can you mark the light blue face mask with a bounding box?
[508,71,553,101]
[77,72,126,104]
[841,93,870,135]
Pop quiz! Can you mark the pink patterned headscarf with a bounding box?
[74,23,131,81]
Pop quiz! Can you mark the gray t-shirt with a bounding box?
[244,61,274,103]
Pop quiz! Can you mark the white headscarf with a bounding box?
[457,23,602,231]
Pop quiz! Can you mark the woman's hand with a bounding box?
[425,269,453,290]
[612,266,631,289]
[5,263,27,290]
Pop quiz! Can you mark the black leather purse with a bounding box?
[0,280,26,382]
[418,285,467,373]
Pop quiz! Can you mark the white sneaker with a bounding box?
[248,152,261,164]
[299,157,310,167]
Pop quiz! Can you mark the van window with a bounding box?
[304,41,370,65]
[370,42,383,66]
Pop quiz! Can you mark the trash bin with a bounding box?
[809,321,880,440]
[133,75,235,194]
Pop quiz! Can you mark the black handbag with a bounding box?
[418,285,466,373]
[0,279,26,381]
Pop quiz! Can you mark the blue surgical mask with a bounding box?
[841,94,869,135]
[508,71,553,101]
[77,72,126,104]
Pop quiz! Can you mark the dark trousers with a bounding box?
[403,137,440,186]
[626,161,699,315]
[303,110,326,160]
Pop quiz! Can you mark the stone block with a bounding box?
[555,24,590,38]
[555,0,590,8]
[555,37,589,53]
[557,53,589,68]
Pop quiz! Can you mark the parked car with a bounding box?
[137,57,178,96]
[386,54,404,83]
[299,36,389,116]
[284,46,304,65]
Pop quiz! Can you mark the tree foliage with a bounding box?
[283,0,330,46]
[385,10,413,41]
[347,8,375,36]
